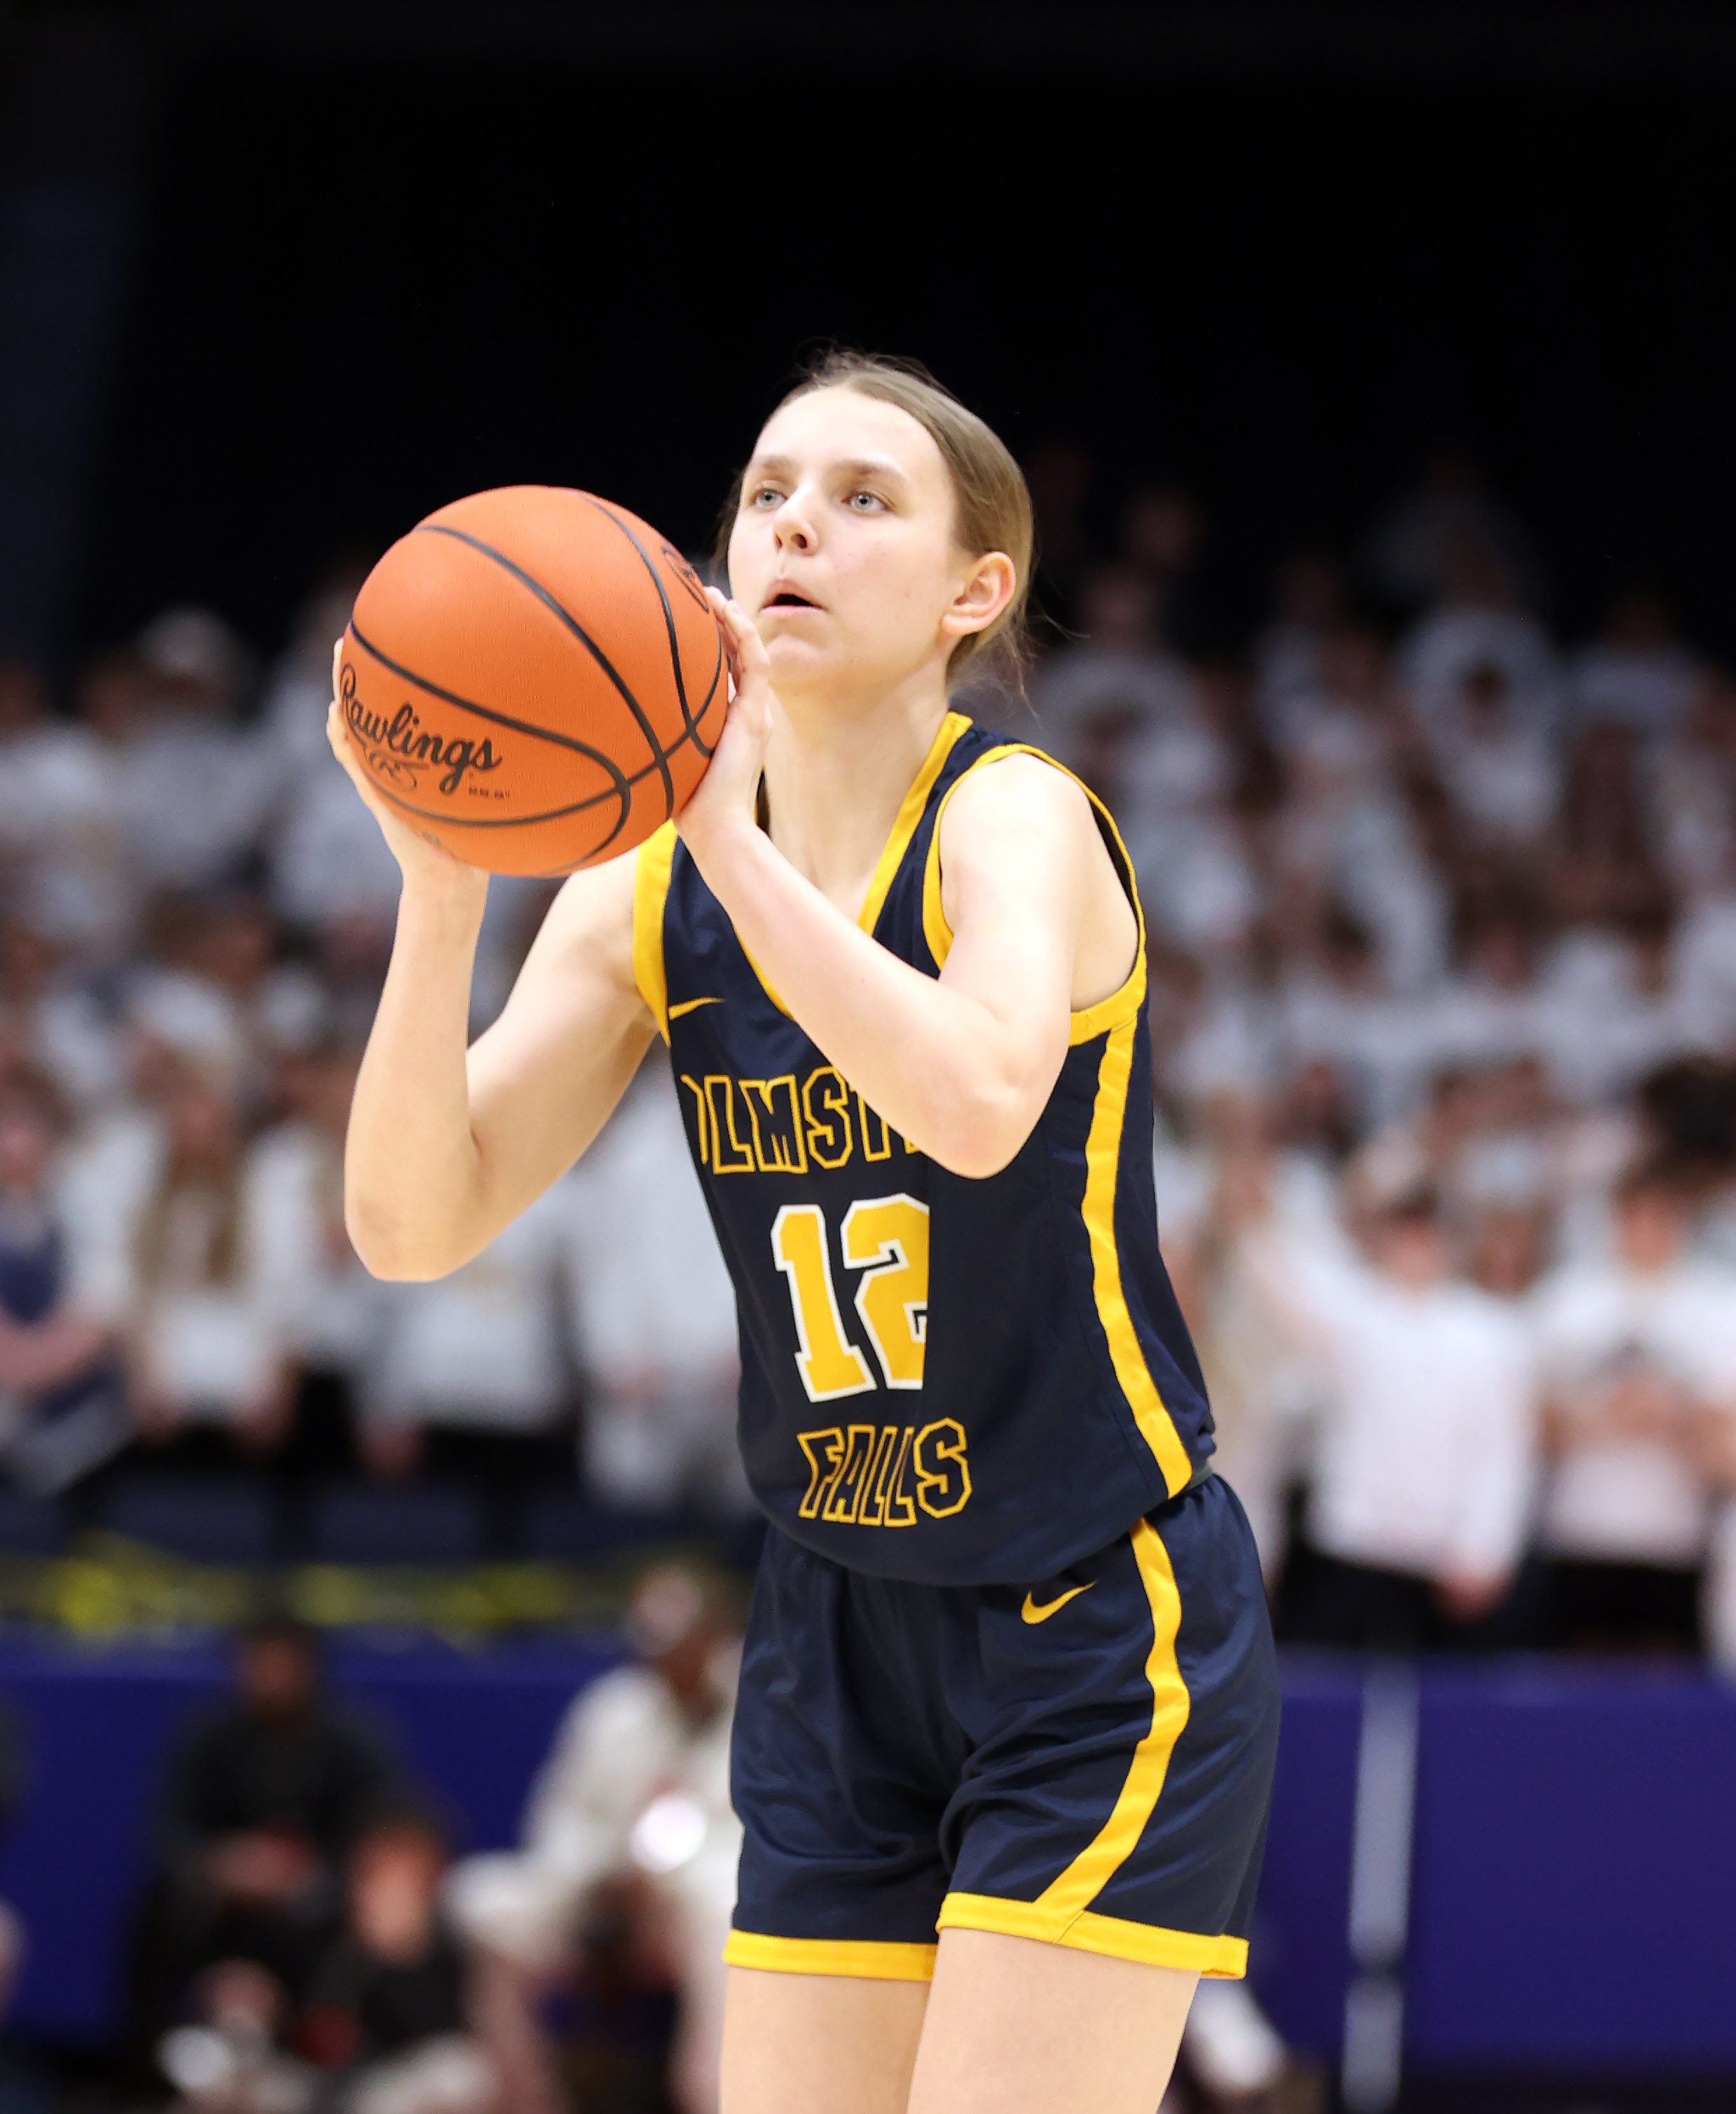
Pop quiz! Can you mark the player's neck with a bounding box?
[763,670,951,923]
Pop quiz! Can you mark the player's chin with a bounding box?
[761,631,840,683]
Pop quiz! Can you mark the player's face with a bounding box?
[727,388,1010,701]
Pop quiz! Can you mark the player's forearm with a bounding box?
[346,873,492,1279]
[684,822,1054,1177]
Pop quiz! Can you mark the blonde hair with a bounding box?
[722,350,1034,690]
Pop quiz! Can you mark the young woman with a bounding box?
[333,352,1279,2114]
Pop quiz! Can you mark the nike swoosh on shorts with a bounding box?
[1020,1582,1094,1624]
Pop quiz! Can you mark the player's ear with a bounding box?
[941,551,1017,640]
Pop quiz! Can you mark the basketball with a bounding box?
[338,486,727,875]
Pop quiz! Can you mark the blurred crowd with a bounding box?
[132,1573,741,2114]
[4,452,1736,1670]
[987,449,1736,1669]
[0,584,742,1551]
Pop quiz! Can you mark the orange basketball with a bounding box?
[338,486,727,875]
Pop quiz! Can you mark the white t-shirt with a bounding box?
[1260,1237,1537,1580]
[560,1064,739,1402]
[363,1184,571,1431]
[443,1658,740,1971]
[1529,1258,1736,1564]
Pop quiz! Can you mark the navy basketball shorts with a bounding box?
[724,1470,1279,1983]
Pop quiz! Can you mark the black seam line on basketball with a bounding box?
[361,712,712,832]
[580,495,715,761]
[371,771,629,858]
[345,618,635,815]
[413,521,677,815]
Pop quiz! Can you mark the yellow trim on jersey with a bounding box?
[722,1931,938,1981]
[725,712,970,1021]
[935,1895,1246,1979]
[918,742,1148,1044]
[858,710,973,936]
[1084,1023,1194,1495]
[632,821,678,1042]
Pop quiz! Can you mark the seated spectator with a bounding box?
[563,1058,745,1519]
[1248,1182,1537,1650]
[1282,904,1437,1129]
[132,1615,404,2050]
[1028,561,1199,768]
[248,1047,383,1474]
[1548,724,1668,930]
[357,1181,572,1495]
[1428,887,1546,1080]
[1160,1093,1345,1577]
[298,1812,493,2114]
[1648,669,1736,902]
[128,892,330,1114]
[1399,537,1559,733]
[1571,586,1702,738]
[115,609,273,894]
[0,1070,128,1494]
[0,913,125,1114]
[446,1566,740,2114]
[1531,1158,1736,1652]
[1428,658,1560,851]
[0,654,129,958]
[125,1070,298,1458]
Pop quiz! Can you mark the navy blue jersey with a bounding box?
[632,712,1214,1585]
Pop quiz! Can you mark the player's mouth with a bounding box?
[762,588,822,612]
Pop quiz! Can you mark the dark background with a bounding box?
[8,2,1736,658]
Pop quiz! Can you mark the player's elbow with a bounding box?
[345,1196,464,1283]
[926,1078,1044,1181]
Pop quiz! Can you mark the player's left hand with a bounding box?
[675,588,773,857]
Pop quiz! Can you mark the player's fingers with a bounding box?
[331,633,345,698]
[724,597,773,680]
[326,700,383,806]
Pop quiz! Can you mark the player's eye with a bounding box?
[748,485,782,509]
[847,489,886,512]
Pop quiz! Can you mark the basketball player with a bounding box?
[331,352,1279,2114]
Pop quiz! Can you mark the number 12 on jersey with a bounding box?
[771,1194,929,1400]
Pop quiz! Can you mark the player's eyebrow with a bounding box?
[745,452,912,489]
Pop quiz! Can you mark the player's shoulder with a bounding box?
[940,738,1098,852]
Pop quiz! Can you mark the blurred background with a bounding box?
[2,1,1736,2109]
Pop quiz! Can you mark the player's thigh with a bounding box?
[719,1966,929,2114]
[907,1928,1197,2114]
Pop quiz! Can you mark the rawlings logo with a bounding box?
[343,665,504,795]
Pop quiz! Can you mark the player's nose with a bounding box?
[771,485,819,553]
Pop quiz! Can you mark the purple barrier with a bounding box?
[1408,1664,1736,2071]
[0,1637,1732,2075]
[0,1633,622,2041]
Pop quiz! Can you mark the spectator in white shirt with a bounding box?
[357,1182,573,1495]
[111,610,275,894]
[446,1566,740,2114]
[1570,588,1702,740]
[0,916,124,1115]
[121,1071,298,1457]
[561,1058,745,1517]
[1531,1157,1736,1652]
[0,1070,128,1493]
[245,1047,385,1476]
[1248,1182,1538,1650]
[0,658,130,959]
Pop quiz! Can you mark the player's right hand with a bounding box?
[326,637,490,905]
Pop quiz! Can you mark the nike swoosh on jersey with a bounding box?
[1021,1582,1094,1624]
[668,996,724,1018]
